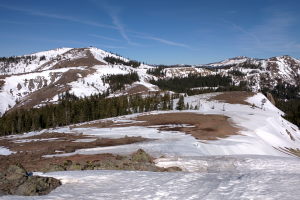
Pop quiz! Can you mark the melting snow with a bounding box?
[0,146,14,155]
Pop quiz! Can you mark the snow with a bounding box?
[67,63,156,98]
[0,146,14,155]
[73,138,97,143]
[199,56,250,67]
[0,48,72,75]
[1,92,300,199]
[163,67,211,78]
[29,48,72,59]
[3,155,300,200]
[1,47,299,117]
[12,138,59,143]
[0,67,83,115]
[37,93,299,162]
[0,46,158,116]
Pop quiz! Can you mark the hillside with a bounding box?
[1,92,300,199]
[162,55,300,92]
[1,48,300,117]
[0,48,299,198]
[0,47,157,116]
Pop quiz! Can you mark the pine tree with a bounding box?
[176,95,185,110]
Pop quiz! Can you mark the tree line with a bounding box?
[0,92,177,136]
[262,83,300,127]
[146,65,167,77]
[149,74,234,93]
[104,56,141,68]
[102,72,140,93]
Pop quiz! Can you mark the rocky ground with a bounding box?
[0,148,180,196]
[0,164,61,196]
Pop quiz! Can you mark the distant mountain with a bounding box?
[0,47,299,116]
[0,47,157,116]
[164,55,300,91]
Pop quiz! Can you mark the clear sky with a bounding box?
[0,0,300,64]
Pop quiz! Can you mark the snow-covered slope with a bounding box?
[35,92,297,161]
[0,48,72,75]
[200,56,253,67]
[1,48,299,115]
[164,55,300,91]
[0,47,156,116]
[4,164,298,200]
[1,92,300,199]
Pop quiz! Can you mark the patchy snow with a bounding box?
[39,92,300,163]
[0,146,14,155]
[67,64,157,98]
[29,48,72,59]
[0,47,157,116]
[164,67,212,78]
[0,67,83,115]
[0,48,72,75]
[12,138,59,143]
[198,56,251,67]
[72,138,97,143]
[1,92,300,199]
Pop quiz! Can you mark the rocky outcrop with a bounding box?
[44,149,181,172]
[0,164,61,196]
[266,92,276,105]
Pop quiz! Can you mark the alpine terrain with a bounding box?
[0,47,299,199]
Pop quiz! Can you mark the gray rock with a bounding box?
[131,149,153,163]
[0,164,61,196]
[15,176,61,196]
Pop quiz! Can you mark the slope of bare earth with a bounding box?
[208,91,255,105]
[50,48,105,69]
[9,68,96,112]
[36,48,105,71]
[74,112,240,140]
[0,132,156,172]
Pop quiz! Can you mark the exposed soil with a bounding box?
[74,112,240,140]
[209,91,255,105]
[51,49,105,69]
[10,68,96,112]
[282,147,300,157]
[134,113,240,140]
[0,132,150,172]
[36,48,105,71]
[126,84,150,95]
[7,48,104,112]
[0,79,5,89]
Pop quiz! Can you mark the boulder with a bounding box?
[266,92,276,105]
[14,176,61,196]
[0,164,61,196]
[131,149,153,163]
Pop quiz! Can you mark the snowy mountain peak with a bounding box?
[0,47,156,116]
[0,47,135,76]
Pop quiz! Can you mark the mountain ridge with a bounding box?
[0,47,299,116]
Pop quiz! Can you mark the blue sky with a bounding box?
[0,0,300,64]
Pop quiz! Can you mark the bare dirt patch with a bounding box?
[281,147,300,158]
[0,132,150,172]
[36,48,105,71]
[51,49,105,69]
[0,79,5,89]
[126,84,150,95]
[133,113,240,140]
[10,68,96,112]
[209,91,255,105]
[75,112,240,140]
